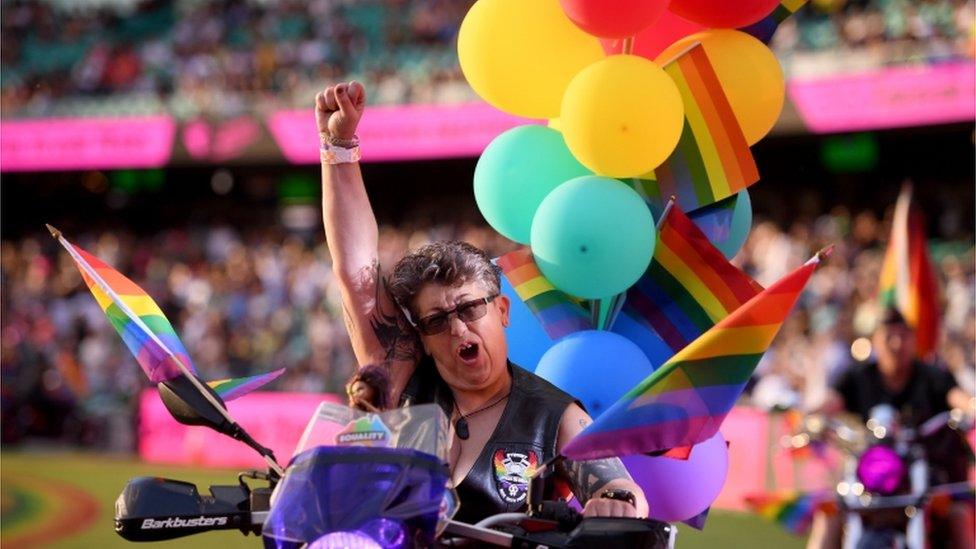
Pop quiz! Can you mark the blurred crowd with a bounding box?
[1,0,474,119]
[3,198,974,449]
[774,0,975,76]
[1,0,973,118]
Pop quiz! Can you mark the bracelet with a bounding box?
[320,143,361,165]
[600,488,637,508]
[319,132,360,149]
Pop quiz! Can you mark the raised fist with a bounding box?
[315,81,366,141]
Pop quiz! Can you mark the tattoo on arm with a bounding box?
[559,456,631,505]
[556,416,631,503]
[363,263,421,362]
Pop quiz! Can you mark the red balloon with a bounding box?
[560,0,670,39]
[668,0,781,28]
[600,10,704,59]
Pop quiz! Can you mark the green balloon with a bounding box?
[474,125,591,244]
[531,176,656,299]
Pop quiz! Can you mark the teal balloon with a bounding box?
[474,125,591,244]
[687,190,752,259]
[530,176,656,299]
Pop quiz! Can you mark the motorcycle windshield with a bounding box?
[292,403,450,463]
[263,446,449,548]
[262,404,454,548]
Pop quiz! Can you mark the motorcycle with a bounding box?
[114,376,676,548]
[792,404,974,549]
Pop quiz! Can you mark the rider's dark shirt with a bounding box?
[832,360,957,427]
[832,360,969,482]
[399,358,578,524]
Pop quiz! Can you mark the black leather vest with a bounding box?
[399,358,578,524]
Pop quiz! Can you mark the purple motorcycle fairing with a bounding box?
[263,446,449,549]
[856,445,906,495]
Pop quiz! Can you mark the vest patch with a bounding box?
[492,449,538,504]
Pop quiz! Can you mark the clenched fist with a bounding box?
[315,81,366,141]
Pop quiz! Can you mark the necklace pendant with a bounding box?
[455,418,470,440]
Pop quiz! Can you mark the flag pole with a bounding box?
[657,195,677,230]
[47,225,284,476]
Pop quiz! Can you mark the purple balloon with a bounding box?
[622,432,729,522]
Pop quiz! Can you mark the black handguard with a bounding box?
[115,477,262,542]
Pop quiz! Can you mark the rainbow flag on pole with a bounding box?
[563,250,826,460]
[878,184,940,358]
[744,491,836,536]
[497,248,592,340]
[620,203,763,354]
[50,225,283,400]
[637,44,759,214]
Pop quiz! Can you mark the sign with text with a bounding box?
[790,62,975,133]
[268,102,536,163]
[1,117,176,172]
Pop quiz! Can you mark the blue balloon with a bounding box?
[535,331,654,419]
[610,310,674,370]
[688,190,752,260]
[501,276,553,372]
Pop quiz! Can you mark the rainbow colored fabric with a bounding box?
[497,248,591,340]
[878,184,940,358]
[635,44,759,214]
[744,491,836,536]
[72,246,193,384]
[741,0,810,44]
[563,253,823,460]
[207,369,285,401]
[621,204,763,354]
[61,236,282,400]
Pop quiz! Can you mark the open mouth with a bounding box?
[457,341,480,362]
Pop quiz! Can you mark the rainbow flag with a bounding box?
[563,251,826,460]
[497,248,592,340]
[620,203,763,354]
[50,226,282,400]
[744,491,836,536]
[638,44,759,214]
[740,0,810,44]
[207,370,286,401]
[878,184,940,358]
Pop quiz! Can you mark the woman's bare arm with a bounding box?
[317,82,422,402]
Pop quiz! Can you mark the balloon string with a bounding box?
[623,36,635,55]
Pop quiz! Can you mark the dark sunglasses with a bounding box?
[413,294,499,336]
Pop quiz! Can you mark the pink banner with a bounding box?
[138,389,342,468]
[0,117,176,172]
[268,102,536,163]
[789,62,976,133]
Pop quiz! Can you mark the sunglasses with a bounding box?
[413,294,499,336]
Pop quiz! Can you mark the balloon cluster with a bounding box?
[461,0,790,523]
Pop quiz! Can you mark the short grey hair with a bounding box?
[388,240,502,319]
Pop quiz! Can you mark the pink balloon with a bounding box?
[600,10,705,60]
[669,0,780,28]
[560,0,670,39]
[622,432,729,522]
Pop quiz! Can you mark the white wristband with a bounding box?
[320,143,361,164]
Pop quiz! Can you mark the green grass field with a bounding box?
[1,451,806,548]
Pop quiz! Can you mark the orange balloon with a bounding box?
[656,30,784,145]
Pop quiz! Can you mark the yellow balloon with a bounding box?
[458,0,604,119]
[656,30,785,145]
[560,55,684,178]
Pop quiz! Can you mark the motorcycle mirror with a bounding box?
[158,375,281,476]
[158,375,234,435]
